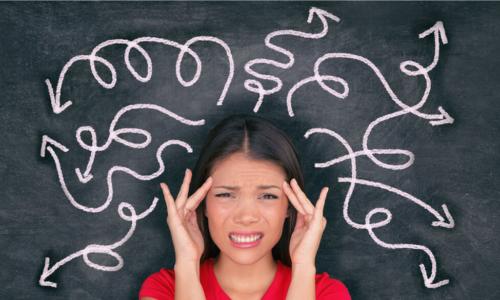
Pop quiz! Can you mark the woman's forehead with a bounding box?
[210,153,286,182]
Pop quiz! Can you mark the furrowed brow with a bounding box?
[257,185,281,190]
[214,186,239,190]
[213,185,281,190]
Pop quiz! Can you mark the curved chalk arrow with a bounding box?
[46,39,156,114]
[290,52,453,125]
[400,21,448,76]
[47,35,234,114]
[244,6,340,112]
[304,127,452,287]
[365,208,450,288]
[338,177,454,229]
[74,104,205,183]
[39,197,158,288]
[41,134,192,213]
[41,135,69,158]
[287,21,453,126]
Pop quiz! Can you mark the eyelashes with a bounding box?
[262,194,279,200]
[215,193,232,198]
[214,193,278,200]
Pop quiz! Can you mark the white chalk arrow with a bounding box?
[400,21,448,76]
[429,106,454,126]
[45,53,117,114]
[365,208,450,288]
[244,6,340,112]
[338,177,454,229]
[47,35,234,115]
[75,168,93,183]
[40,135,69,158]
[39,198,158,288]
[313,53,453,125]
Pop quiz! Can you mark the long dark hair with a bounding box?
[190,114,304,267]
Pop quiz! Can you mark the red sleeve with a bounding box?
[139,269,175,300]
[315,272,351,300]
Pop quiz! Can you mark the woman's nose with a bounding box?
[233,199,260,224]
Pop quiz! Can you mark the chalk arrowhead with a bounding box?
[75,168,93,183]
[307,7,340,24]
[419,263,449,289]
[45,79,72,114]
[429,106,454,126]
[40,135,69,158]
[39,257,57,288]
[432,204,455,229]
[419,21,448,45]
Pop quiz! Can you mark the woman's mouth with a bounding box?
[229,232,263,248]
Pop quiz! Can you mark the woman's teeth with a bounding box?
[230,234,262,243]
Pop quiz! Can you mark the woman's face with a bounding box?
[205,152,289,265]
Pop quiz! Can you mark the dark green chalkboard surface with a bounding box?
[1,2,499,299]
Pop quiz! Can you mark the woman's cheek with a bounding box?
[206,198,233,218]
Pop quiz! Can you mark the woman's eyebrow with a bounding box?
[213,185,281,190]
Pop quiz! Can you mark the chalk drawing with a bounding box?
[244,7,340,112]
[46,36,234,114]
[41,134,194,213]
[40,30,236,288]
[365,208,450,288]
[294,19,454,288]
[74,103,205,183]
[39,197,159,288]
[39,7,456,290]
[305,126,453,288]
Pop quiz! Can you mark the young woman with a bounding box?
[139,114,350,300]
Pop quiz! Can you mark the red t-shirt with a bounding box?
[139,258,350,300]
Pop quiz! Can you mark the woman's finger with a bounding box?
[176,169,192,210]
[290,178,315,214]
[185,176,213,211]
[283,181,306,215]
[313,187,329,223]
[161,182,179,220]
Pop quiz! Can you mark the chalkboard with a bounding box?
[1,2,499,299]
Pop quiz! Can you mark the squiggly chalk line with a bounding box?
[46,36,234,114]
[295,24,454,286]
[244,7,340,112]
[74,103,205,183]
[305,126,453,288]
[39,197,159,288]
[41,135,193,213]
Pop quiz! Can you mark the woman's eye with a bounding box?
[215,193,232,198]
[261,194,278,200]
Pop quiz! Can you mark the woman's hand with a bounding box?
[161,169,212,265]
[283,178,329,266]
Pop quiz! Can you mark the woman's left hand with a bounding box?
[283,178,329,266]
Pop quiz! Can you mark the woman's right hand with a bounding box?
[161,169,213,265]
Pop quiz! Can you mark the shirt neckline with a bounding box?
[207,257,284,299]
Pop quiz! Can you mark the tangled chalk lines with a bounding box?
[39,7,454,289]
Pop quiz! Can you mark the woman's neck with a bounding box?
[213,253,278,295]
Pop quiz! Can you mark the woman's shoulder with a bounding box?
[314,271,351,300]
[139,268,175,299]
